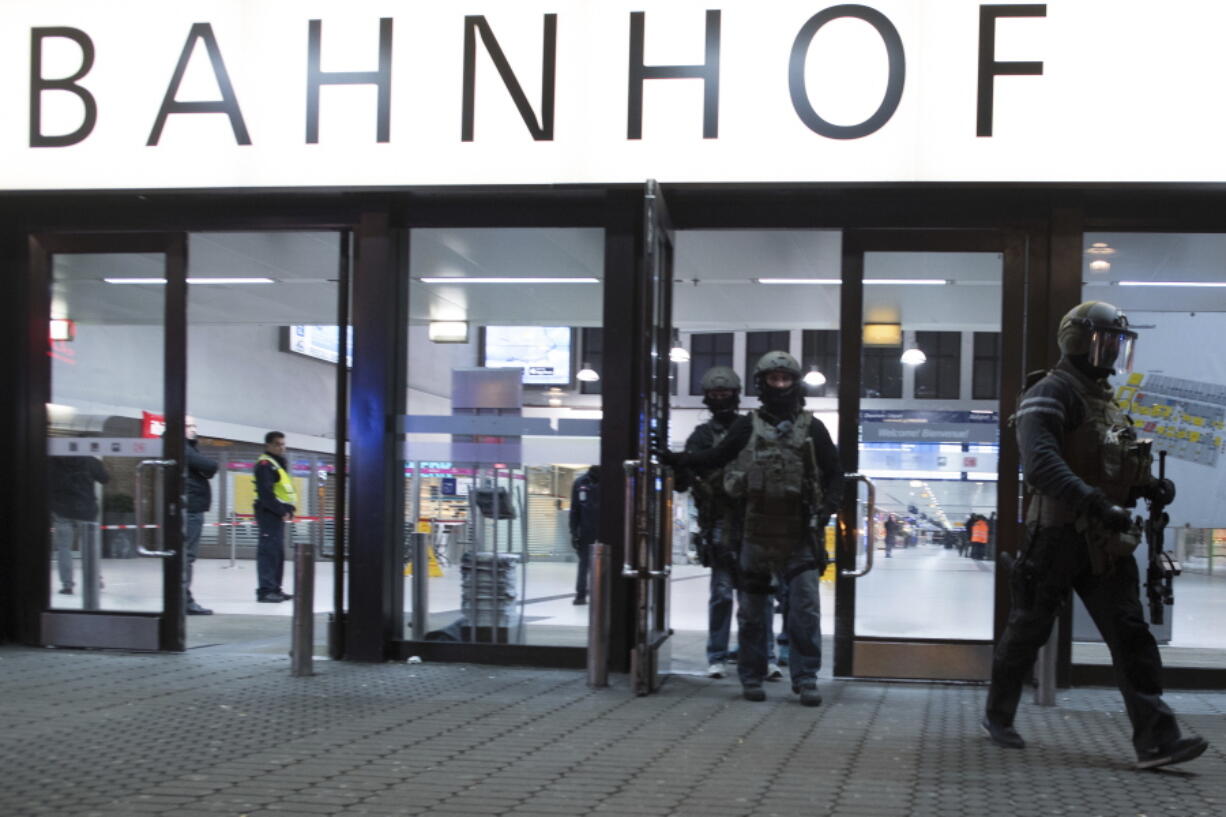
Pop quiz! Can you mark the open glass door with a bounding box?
[835,230,1024,680]
[38,233,188,651]
[626,180,675,694]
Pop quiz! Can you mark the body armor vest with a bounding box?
[724,410,823,567]
[1026,364,1152,527]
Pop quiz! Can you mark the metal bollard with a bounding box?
[81,522,101,611]
[587,541,610,688]
[1033,616,1058,706]
[411,532,430,639]
[291,521,315,677]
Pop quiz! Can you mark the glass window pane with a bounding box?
[49,252,166,611]
[186,232,341,628]
[857,251,1002,639]
[1074,232,1226,669]
[405,228,603,647]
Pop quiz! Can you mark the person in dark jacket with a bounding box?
[982,301,1207,770]
[254,431,297,602]
[568,465,600,605]
[183,417,218,615]
[49,455,109,594]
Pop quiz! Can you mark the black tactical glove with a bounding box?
[657,448,687,469]
[1084,491,1132,533]
[1145,478,1176,507]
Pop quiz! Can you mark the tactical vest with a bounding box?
[256,454,298,506]
[1025,366,1152,527]
[724,411,823,564]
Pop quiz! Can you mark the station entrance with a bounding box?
[11,184,1225,691]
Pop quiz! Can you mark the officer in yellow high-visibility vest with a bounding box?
[254,430,297,602]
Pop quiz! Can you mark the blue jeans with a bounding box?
[737,549,821,687]
[255,511,285,599]
[708,565,777,664]
[184,511,204,602]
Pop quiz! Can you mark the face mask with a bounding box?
[703,392,740,413]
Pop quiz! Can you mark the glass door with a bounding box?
[627,180,676,695]
[834,230,1024,680]
[38,234,188,651]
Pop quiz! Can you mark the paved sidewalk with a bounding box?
[0,646,1222,817]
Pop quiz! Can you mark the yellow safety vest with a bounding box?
[256,454,298,506]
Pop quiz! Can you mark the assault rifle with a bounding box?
[1143,450,1180,626]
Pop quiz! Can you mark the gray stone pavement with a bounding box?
[0,645,1223,817]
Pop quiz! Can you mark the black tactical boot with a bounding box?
[1135,736,1209,770]
[742,683,766,702]
[793,682,822,707]
[981,716,1026,749]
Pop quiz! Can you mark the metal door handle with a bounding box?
[840,473,877,578]
[134,458,176,557]
[621,458,671,579]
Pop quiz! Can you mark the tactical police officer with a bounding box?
[983,301,1208,770]
[664,351,842,705]
[677,366,782,681]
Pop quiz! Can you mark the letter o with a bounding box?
[788,5,905,140]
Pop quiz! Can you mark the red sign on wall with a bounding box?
[141,411,166,439]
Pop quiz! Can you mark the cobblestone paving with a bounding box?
[0,646,1222,816]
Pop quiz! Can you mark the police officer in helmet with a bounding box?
[663,351,842,705]
[676,366,781,681]
[983,301,1207,769]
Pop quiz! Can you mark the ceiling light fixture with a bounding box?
[864,278,947,286]
[576,363,600,382]
[754,278,947,286]
[50,318,75,342]
[756,278,840,285]
[1088,259,1111,272]
[1118,280,1226,287]
[419,277,600,284]
[669,329,690,363]
[427,320,469,343]
[1085,242,1116,256]
[102,277,276,284]
[802,367,826,387]
[900,347,927,365]
[187,277,275,284]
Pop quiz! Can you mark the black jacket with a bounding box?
[49,456,109,521]
[569,469,601,547]
[1013,358,1101,511]
[254,452,296,517]
[185,439,218,513]
[683,407,844,517]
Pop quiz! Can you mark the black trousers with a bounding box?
[255,511,286,599]
[986,525,1180,754]
[574,541,592,599]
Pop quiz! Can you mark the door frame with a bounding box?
[31,232,189,651]
[834,228,1027,680]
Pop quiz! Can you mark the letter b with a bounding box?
[30,27,98,148]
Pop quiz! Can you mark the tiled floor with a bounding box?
[0,645,1221,817]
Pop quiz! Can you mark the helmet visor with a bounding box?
[1087,328,1136,373]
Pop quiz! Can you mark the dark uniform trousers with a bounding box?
[255,508,286,598]
[986,524,1180,753]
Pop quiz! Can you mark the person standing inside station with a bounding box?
[49,454,109,595]
[663,351,843,706]
[253,431,296,603]
[569,465,600,605]
[982,301,1207,769]
[183,416,218,615]
[676,366,783,682]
